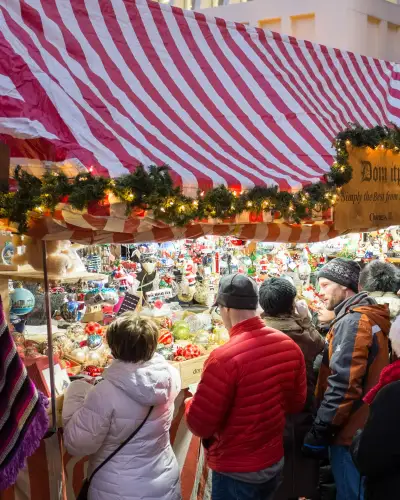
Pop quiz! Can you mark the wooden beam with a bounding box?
[0,143,10,193]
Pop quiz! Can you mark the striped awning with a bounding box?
[0,0,399,241]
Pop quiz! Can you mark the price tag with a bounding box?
[146,288,173,302]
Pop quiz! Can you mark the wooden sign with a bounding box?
[335,147,400,232]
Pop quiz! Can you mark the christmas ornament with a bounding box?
[182,344,201,360]
[87,351,101,366]
[173,355,186,362]
[71,348,86,363]
[158,329,173,346]
[10,285,35,316]
[83,365,104,377]
[172,321,192,340]
[61,294,80,323]
[85,322,103,336]
[156,346,174,361]
[87,334,103,350]
[194,331,210,345]
[160,317,172,330]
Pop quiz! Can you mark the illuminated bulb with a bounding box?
[110,180,116,187]
[247,201,253,207]
[380,144,385,150]
[192,200,198,207]
[179,205,186,212]
[89,166,94,173]
[127,193,134,201]
[169,200,174,206]
[340,166,345,172]
[231,205,235,210]
[345,140,351,146]
[232,191,237,197]
[262,201,269,208]
[200,191,205,197]
[160,207,165,212]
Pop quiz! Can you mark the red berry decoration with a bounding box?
[182,344,201,360]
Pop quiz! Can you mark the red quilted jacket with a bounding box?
[185,316,307,473]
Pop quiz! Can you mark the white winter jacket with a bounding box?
[62,354,182,500]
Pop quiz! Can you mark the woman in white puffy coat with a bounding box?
[62,314,181,500]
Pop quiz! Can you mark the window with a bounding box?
[291,13,316,41]
[366,15,382,58]
[258,17,282,33]
[388,22,400,61]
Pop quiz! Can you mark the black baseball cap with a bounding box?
[213,273,258,310]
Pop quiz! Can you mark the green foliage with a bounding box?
[4,123,394,233]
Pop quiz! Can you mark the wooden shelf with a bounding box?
[0,267,107,284]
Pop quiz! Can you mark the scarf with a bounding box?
[0,298,48,490]
[364,359,400,405]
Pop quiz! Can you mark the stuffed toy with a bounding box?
[12,236,86,276]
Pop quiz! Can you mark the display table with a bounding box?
[0,391,211,500]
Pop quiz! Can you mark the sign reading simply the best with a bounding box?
[335,147,400,232]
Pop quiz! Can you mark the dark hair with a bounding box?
[259,277,297,316]
[359,260,400,293]
[106,313,158,363]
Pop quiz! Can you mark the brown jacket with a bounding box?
[315,293,390,446]
[263,314,325,411]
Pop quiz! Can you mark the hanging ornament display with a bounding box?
[61,294,80,323]
[10,284,35,316]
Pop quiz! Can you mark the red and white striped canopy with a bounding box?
[0,0,399,242]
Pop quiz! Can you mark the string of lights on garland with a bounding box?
[1,124,399,234]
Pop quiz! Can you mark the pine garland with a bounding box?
[1,124,396,234]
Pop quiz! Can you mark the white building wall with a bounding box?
[167,0,400,61]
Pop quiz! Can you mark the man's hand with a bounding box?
[302,419,337,460]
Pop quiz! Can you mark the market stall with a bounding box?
[1,0,400,499]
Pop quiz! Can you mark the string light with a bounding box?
[89,166,94,173]
[127,193,134,201]
[247,201,253,207]
[160,207,165,212]
[200,191,205,198]
[179,205,186,212]
[345,140,351,146]
[192,200,198,207]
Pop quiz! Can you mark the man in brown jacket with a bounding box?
[260,277,325,500]
[303,258,390,500]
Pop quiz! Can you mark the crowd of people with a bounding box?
[62,258,400,500]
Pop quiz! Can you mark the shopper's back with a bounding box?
[185,274,307,500]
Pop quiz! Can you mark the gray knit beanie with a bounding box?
[318,258,361,293]
[259,277,297,316]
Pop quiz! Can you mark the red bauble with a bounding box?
[182,344,201,360]
[158,329,173,346]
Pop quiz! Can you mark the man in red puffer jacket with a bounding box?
[185,274,307,500]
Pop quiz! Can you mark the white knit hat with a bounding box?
[389,315,400,357]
